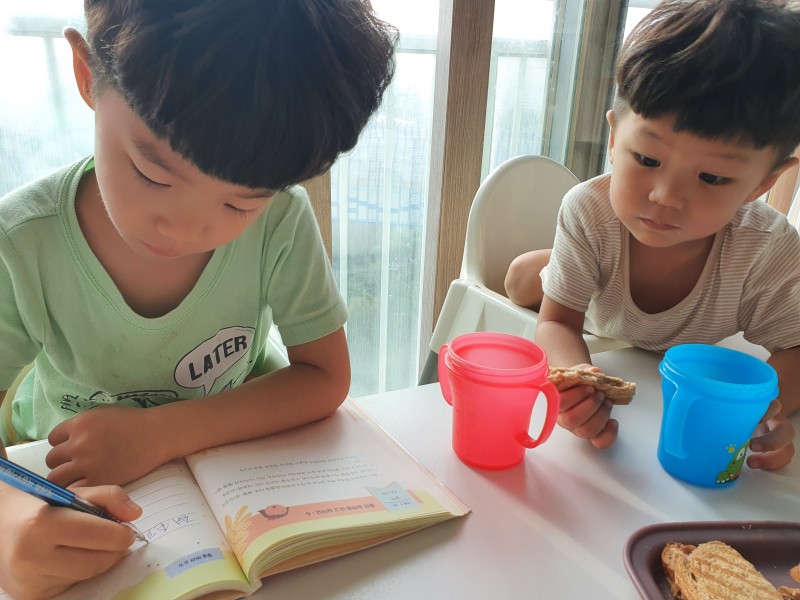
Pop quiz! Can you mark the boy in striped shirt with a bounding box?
[505,0,800,470]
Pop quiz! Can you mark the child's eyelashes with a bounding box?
[225,204,260,218]
[698,172,728,185]
[130,163,169,188]
[631,153,729,185]
[634,153,660,168]
[128,160,263,217]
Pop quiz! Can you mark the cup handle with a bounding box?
[518,380,561,449]
[662,389,692,459]
[438,344,453,406]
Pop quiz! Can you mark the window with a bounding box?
[2,1,796,402]
[331,1,438,396]
[0,2,89,197]
[483,1,555,177]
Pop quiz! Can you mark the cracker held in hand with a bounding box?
[661,541,800,600]
[547,367,636,405]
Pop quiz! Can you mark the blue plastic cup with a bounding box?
[657,344,778,488]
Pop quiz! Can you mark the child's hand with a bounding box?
[747,400,796,470]
[46,406,165,487]
[553,363,618,449]
[0,483,141,599]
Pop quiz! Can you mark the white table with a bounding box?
[7,342,798,599]
[255,343,800,599]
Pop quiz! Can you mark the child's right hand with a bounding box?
[0,483,141,599]
[553,363,619,449]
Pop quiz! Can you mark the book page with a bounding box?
[186,399,469,582]
[2,443,252,600]
[61,460,252,600]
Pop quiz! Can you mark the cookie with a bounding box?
[547,367,636,405]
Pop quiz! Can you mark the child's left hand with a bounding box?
[45,406,166,487]
[746,399,796,470]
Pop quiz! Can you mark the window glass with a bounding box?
[0,2,88,196]
[483,1,555,177]
[599,2,655,171]
[331,1,438,396]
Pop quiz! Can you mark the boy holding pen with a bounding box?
[0,445,143,599]
[0,0,397,597]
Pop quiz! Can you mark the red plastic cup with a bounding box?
[438,332,560,470]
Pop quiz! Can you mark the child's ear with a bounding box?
[745,156,799,203]
[606,110,616,164]
[63,28,95,110]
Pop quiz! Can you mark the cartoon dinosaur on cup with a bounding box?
[715,443,747,485]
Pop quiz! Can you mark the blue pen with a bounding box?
[0,455,147,542]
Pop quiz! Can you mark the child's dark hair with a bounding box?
[83,0,397,190]
[614,0,800,162]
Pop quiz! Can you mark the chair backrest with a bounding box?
[461,155,580,295]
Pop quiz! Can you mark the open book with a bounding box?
[3,399,469,600]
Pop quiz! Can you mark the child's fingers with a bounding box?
[574,400,613,441]
[747,443,795,471]
[747,417,795,471]
[47,460,84,488]
[74,485,143,522]
[590,418,619,449]
[750,417,795,452]
[46,418,71,447]
[556,385,597,412]
[558,392,612,440]
[43,502,137,551]
[0,485,136,600]
[15,546,128,598]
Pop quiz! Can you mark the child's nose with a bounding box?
[648,180,686,209]
[155,216,205,244]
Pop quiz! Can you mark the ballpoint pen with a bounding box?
[0,455,147,542]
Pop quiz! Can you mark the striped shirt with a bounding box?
[542,174,800,354]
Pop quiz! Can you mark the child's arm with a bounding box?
[0,482,141,599]
[747,346,800,471]
[44,327,350,487]
[536,295,591,367]
[536,296,618,449]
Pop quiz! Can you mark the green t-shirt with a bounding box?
[0,157,347,442]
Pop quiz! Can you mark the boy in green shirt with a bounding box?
[0,1,397,597]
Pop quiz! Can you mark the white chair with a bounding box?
[787,184,800,230]
[418,155,629,384]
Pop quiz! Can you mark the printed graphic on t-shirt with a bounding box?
[54,326,255,419]
[174,326,255,395]
[60,390,179,413]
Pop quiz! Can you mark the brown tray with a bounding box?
[624,521,800,599]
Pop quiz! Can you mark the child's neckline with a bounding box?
[64,157,232,323]
[624,229,722,316]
